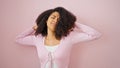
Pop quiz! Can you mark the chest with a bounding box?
[36,38,72,57]
[44,39,60,46]
[35,36,74,60]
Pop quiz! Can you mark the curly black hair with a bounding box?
[35,7,76,40]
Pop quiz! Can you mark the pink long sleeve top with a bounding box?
[15,22,101,68]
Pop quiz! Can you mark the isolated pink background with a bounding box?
[0,0,120,68]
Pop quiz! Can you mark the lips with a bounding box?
[51,22,56,25]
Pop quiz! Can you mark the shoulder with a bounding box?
[34,34,43,39]
[33,34,44,45]
[31,34,43,42]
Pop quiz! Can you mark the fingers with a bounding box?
[32,23,38,30]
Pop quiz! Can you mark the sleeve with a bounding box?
[15,27,36,46]
[70,22,102,44]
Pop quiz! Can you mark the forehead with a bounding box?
[50,11,60,18]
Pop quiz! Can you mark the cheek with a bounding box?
[46,20,50,27]
[47,19,56,27]
[46,21,56,31]
[46,18,52,24]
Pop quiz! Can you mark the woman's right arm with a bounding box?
[15,24,38,46]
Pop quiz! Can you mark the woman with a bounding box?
[15,7,101,68]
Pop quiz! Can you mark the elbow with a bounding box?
[92,32,102,40]
[15,37,20,44]
[15,36,23,44]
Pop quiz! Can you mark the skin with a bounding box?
[33,11,60,46]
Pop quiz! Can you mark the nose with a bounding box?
[53,18,59,23]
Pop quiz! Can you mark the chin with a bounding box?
[48,28,55,32]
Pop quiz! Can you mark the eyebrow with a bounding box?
[52,15,59,18]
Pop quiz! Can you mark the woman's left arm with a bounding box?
[70,22,102,43]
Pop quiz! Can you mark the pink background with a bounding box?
[0,0,120,68]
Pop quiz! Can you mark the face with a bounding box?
[46,11,60,32]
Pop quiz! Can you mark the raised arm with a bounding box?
[70,22,102,44]
[15,24,38,46]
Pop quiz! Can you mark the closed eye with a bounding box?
[51,17,55,19]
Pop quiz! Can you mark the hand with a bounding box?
[32,23,38,30]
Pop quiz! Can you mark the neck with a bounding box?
[46,29,56,40]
